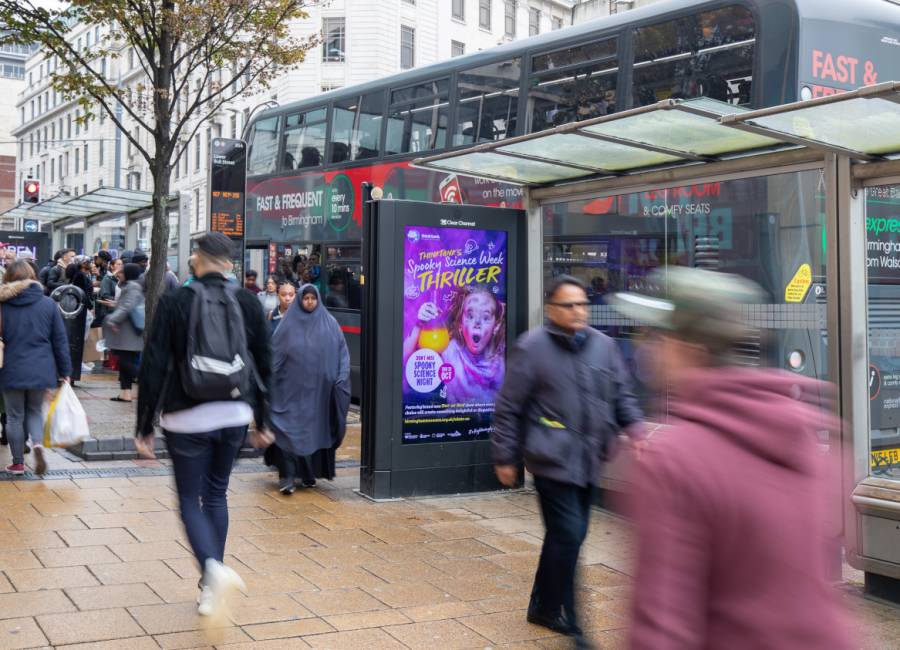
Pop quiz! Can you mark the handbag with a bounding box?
[129,299,145,333]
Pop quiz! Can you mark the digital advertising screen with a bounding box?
[401,225,507,444]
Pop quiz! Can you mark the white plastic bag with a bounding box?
[43,382,90,448]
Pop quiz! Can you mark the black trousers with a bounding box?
[531,475,594,625]
[114,350,140,390]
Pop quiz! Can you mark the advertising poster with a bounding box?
[401,225,507,444]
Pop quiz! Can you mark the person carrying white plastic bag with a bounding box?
[43,381,90,449]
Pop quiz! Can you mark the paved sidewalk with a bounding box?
[0,458,887,649]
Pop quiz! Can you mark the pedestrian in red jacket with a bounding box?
[611,267,852,650]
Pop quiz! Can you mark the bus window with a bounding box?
[528,37,619,133]
[282,108,327,169]
[325,245,361,310]
[330,92,384,164]
[454,58,521,146]
[385,79,450,155]
[632,5,755,107]
[247,116,279,176]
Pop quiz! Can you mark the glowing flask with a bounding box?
[418,327,450,353]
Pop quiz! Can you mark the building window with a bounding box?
[452,0,464,21]
[50,159,54,183]
[505,1,516,37]
[400,25,415,70]
[75,148,80,174]
[67,115,71,139]
[403,0,415,3]
[83,143,88,171]
[552,16,563,30]
[195,134,201,170]
[64,152,68,177]
[323,17,346,62]
[99,141,104,166]
[479,0,491,30]
[230,113,237,139]
[451,41,466,57]
[529,7,540,35]
[194,188,200,231]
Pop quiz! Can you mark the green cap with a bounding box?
[608,267,765,353]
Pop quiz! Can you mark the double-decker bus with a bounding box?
[244,0,900,398]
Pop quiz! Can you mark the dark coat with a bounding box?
[136,273,271,436]
[0,281,72,390]
[45,263,67,294]
[492,324,643,487]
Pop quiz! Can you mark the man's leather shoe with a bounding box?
[527,610,595,648]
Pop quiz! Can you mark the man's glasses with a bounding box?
[549,301,590,310]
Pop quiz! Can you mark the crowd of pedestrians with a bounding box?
[0,235,855,647]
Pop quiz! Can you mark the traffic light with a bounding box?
[23,180,40,204]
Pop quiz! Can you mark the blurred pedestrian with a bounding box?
[258,276,278,314]
[103,263,144,403]
[38,251,60,288]
[94,250,112,282]
[265,285,350,495]
[267,281,295,335]
[610,267,852,650]
[244,270,261,294]
[135,232,272,622]
[94,258,122,328]
[0,261,71,476]
[45,248,74,294]
[492,275,644,648]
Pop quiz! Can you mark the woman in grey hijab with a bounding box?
[264,284,351,495]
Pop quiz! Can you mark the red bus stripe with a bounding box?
[340,325,362,334]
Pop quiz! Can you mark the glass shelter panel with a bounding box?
[865,185,900,478]
[543,170,827,417]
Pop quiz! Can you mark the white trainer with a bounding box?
[196,585,215,616]
[200,559,246,624]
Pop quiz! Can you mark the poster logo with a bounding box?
[407,229,420,243]
[439,174,463,204]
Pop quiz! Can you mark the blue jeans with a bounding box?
[3,389,45,465]
[531,475,594,625]
[164,426,245,571]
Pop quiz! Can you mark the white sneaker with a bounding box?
[197,585,215,616]
[200,559,246,624]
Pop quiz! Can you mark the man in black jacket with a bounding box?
[135,232,273,622]
[492,275,644,648]
[44,249,74,294]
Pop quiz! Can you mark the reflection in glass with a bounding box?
[543,170,827,418]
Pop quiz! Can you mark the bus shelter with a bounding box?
[414,80,900,601]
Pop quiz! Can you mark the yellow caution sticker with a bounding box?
[785,263,812,303]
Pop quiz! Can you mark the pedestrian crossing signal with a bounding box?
[23,180,40,204]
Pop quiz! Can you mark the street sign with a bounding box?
[23,219,38,233]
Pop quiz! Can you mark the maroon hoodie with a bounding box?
[628,368,852,650]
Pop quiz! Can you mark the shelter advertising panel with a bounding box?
[401,225,507,444]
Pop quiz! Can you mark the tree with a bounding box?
[0,0,319,330]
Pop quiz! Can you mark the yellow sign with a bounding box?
[785,263,812,303]
[871,447,900,469]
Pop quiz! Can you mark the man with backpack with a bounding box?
[135,232,273,622]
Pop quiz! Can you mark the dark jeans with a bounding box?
[164,426,246,571]
[114,350,139,390]
[531,475,594,625]
[3,389,44,465]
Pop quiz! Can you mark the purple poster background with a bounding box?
[401,225,508,444]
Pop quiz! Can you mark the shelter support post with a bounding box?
[524,188,543,328]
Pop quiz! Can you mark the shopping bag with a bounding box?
[43,382,91,448]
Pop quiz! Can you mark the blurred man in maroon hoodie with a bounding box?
[611,267,851,650]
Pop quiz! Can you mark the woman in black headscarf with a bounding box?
[264,284,351,495]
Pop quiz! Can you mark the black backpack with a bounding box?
[180,282,254,401]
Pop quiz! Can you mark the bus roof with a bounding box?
[251,0,900,124]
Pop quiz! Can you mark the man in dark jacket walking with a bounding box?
[492,275,643,647]
[44,248,74,294]
[135,232,273,623]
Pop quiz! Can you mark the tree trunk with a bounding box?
[144,166,171,339]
